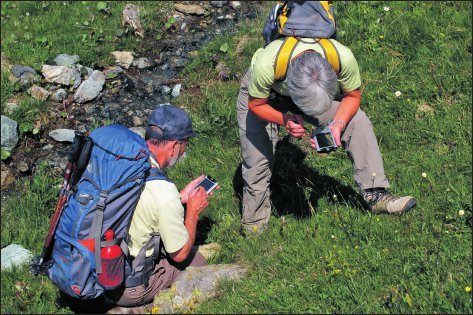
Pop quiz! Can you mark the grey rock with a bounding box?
[76,64,93,78]
[161,85,171,95]
[132,116,142,127]
[53,54,80,68]
[171,84,182,98]
[111,51,134,69]
[41,65,79,86]
[1,115,19,152]
[172,58,188,68]
[71,68,82,89]
[132,57,156,69]
[4,102,19,114]
[102,66,124,79]
[122,4,144,38]
[17,161,29,173]
[1,244,33,271]
[51,88,68,101]
[10,65,37,78]
[174,3,205,15]
[48,129,76,143]
[210,1,226,8]
[151,264,246,313]
[225,13,235,19]
[229,1,241,10]
[27,85,51,101]
[73,70,105,103]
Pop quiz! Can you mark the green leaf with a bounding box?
[96,2,107,10]
[219,42,229,53]
[32,128,40,135]
[1,149,11,160]
[19,122,32,133]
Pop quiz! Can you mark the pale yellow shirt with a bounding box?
[127,157,188,257]
[249,38,362,98]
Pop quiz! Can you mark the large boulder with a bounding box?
[1,115,19,152]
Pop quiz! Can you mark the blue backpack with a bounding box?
[47,124,170,299]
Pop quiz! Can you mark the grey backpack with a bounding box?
[263,1,337,47]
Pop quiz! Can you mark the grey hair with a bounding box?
[287,51,337,116]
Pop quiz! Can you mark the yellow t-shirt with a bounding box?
[249,38,361,98]
[127,158,188,257]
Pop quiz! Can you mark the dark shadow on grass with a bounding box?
[195,215,216,245]
[233,136,368,218]
[57,291,114,314]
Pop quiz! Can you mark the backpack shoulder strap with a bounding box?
[316,38,341,75]
[147,167,172,182]
[274,36,300,81]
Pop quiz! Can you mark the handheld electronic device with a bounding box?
[313,127,338,153]
[194,176,218,194]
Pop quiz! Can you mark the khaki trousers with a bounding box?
[106,251,206,307]
[237,69,389,228]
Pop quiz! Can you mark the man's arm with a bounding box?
[168,187,208,263]
[328,89,361,146]
[249,96,306,138]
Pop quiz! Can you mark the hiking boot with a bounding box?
[362,188,416,214]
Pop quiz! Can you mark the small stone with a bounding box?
[48,129,76,143]
[132,57,156,69]
[161,85,171,95]
[51,88,67,102]
[17,161,29,173]
[111,51,134,69]
[53,54,80,68]
[4,102,19,114]
[132,116,142,126]
[1,167,15,189]
[174,3,205,15]
[210,1,226,8]
[102,66,124,79]
[27,85,51,101]
[229,1,241,10]
[171,84,182,98]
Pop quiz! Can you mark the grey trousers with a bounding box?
[237,69,389,228]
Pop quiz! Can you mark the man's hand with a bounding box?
[187,186,209,217]
[180,175,206,204]
[327,120,344,147]
[284,114,306,138]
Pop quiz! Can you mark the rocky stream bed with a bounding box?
[1,1,261,200]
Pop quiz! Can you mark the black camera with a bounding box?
[194,176,218,194]
[313,127,337,153]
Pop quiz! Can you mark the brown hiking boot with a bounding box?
[362,189,416,214]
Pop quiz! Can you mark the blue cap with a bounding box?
[146,104,197,141]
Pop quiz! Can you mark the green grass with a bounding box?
[1,1,472,314]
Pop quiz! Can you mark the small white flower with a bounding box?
[333,194,337,199]
[331,235,335,239]
[25,12,30,16]
[383,6,390,12]
[371,172,377,177]
[459,210,465,216]
[422,172,427,178]
[395,91,402,97]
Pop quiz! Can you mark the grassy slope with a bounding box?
[1,1,472,314]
